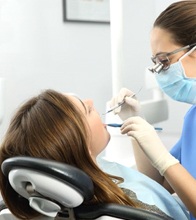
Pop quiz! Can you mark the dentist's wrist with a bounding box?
[153,152,179,176]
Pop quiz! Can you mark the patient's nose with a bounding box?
[84,99,93,106]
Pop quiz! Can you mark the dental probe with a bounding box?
[103,87,142,115]
[107,123,163,131]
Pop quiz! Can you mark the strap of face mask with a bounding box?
[179,45,196,61]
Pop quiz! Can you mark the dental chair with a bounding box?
[0,157,167,220]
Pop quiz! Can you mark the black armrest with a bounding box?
[74,203,170,220]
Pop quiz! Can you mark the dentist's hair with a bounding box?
[154,0,196,46]
[0,89,137,219]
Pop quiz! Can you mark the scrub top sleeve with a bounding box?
[169,105,196,163]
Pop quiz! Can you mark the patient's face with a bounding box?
[67,94,110,161]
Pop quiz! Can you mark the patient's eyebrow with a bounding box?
[77,98,87,114]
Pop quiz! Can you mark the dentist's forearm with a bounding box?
[132,139,163,181]
[131,138,174,193]
[164,163,196,217]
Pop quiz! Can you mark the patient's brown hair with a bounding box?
[0,89,137,219]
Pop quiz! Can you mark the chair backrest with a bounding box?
[1,157,168,220]
[2,156,94,219]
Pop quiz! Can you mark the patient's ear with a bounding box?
[88,149,97,164]
[88,148,93,157]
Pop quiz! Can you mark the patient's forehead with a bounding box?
[64,93,87,114]
[63,92,79,97]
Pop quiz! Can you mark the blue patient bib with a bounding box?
[97,157,190,220]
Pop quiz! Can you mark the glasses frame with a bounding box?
[149,42,196,73]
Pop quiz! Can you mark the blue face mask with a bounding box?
[155,47,196,104]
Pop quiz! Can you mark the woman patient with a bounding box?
[0,89,188,219]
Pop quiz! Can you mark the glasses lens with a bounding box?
[155,55,170,69]
[151,56,156,64]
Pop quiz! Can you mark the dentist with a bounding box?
[109,1,196,219]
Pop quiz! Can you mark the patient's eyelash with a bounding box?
[87,106,93,114]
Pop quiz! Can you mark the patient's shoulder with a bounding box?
[121,188,173,219]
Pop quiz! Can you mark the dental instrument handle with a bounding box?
[103,87,142,115]
[103,100,125,115]
[106,123,122,127]
[107,123,162,130]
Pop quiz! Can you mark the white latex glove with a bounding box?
[121,116,179,175]
[108,88,141,121]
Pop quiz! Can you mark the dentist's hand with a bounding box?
[108,88,141,121]
[121,116,179,175]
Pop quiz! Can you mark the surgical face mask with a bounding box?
[155,46,196,104]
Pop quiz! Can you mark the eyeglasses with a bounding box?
[148,43,196,74]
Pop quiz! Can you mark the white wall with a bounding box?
[0,0,112,138]
[0,0,190,157]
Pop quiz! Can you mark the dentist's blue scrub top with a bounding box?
[170,105,196,220]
